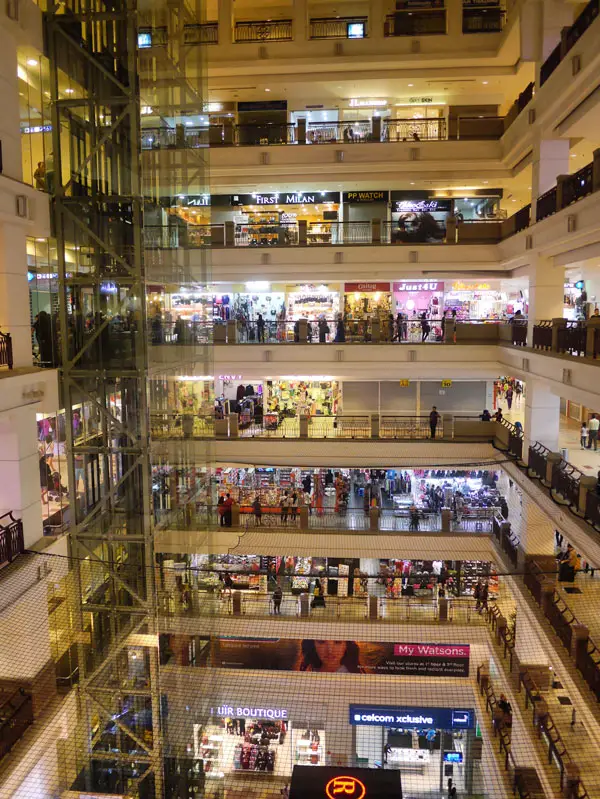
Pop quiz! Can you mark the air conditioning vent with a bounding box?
[409,148,420,161]
[528,109,536,125]
[409,350,417,362]
[567,214,576,232]
[6,0,18,20]
[572,55,581,75]
[260,151,270,165]
[334,41,343,56]
[525,234,533,250]
[562,368,572,385]
[409,251,418,263]
[264,350,272,362]
[16,195,28,218]
[522,358,530,372]
[258,46,267,59]
[334,251,343,263]
[411,39,420,53]
[260,252,270,264]
[336,349,344,362]
[335,150,344,162]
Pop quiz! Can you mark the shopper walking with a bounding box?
[474,579,482,613]
[252,496,262,526]
[587,414,599,450]
[217,494,226,526]
[505,387,514,410]
[480,581,489,614]
[409,504,420,531]
[290,492,299,520]
[420,312,431,342]
[429,406,440,439]
[334,314,346,343]
[581,422,589,450]
[272,582,283,615]
[441,310,447,342]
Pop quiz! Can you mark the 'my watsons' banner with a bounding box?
[204,638,470,677]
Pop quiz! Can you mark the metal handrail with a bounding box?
[0,511,24,567]
[0,330,13,369]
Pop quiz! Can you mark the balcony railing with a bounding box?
[234,19,293,42]
[456,116,505,140]
[306,119,372,143]
[309,17,368,39]
[383,117,447,141]
[0,330,13,369]
[535,185,557,221]
[562,161,594,207]
[0,689,34,761]
[503,81,535,131]
[462,6,506,33]
[532,318,600,359]
[0,512,24,569]
[384,10,447,36]
[539,0,600,85]
[183,22,218,44]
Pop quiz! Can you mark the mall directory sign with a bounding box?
[289,765,402,799]
[349,705,476,730]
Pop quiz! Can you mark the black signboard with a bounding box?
[231,192,340,206]
[238,100,288,112]
[289,766,402,799]
[343,190,388,204]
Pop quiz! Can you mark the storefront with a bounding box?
[285,283,340,320]
[443,281,506,320]
[265,378,340,418]
[342,190,389,225]
[563,280,587,320]
[351,703,479,795]
[393,280,444,319]
[344,282,392,323]
[192,701,326,783]
[230,192,341,246]
[390,192,450,243]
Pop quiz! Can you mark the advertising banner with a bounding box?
[349,705,475,729]
[205,637,470,677]
[344,282,391,293]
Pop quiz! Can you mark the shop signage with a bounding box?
[399,379,410,387]
[349,705,475,729]
[393,281,443,292]
[343,191,388,203]
[394,199,452,213]
[290,766,402,799]
[408,96,434,104]
[219,374,243,380]
[179,195,210,207]
[451,281,491,291]
[344,282,390,293]
[238,100,287,111]
[441,379,452,387]
[22,125,52,134]
[348,98,387,107]
[211,705,288,719]
[206,637,470,677]
[232,192,340,206]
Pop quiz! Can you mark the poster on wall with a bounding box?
[199,637,470,677]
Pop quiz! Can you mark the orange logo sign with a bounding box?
[325,776,367,799]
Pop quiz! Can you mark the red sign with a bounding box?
[326,776,367,799]
[344,282,390,293]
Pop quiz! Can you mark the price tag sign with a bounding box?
[399,379,410,387]
[441,379,452,388]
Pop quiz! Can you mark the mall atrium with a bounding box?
[3,0,600,798]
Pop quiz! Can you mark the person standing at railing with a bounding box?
[252,496,262,526]
[440,310,447,342]
[334,314,346,343]
[420,313,431,342]
[223,493,233,527]
[580,422,589,450]
[409,504,420,531]
[494,408,503,423]
[280,492,290,523]
[272,582,283,615]
[587,414,599,450]
[318,318,329,343]
[257,313,265,343]
[429,406,440,439]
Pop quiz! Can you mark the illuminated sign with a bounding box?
[232,192,340,206]
[344,282,390,293]
[394,281,443,292]
[451,281,491,291]
[210,705,288,719]
[349,704,475,729]
[22,125,52,134]
[348,98,387,107]
[326,776,366,799]
[409,96,434,104]
[343,191,388,203]
[218,374,243,381]
[394,200,451,213]
[182,195,210,207]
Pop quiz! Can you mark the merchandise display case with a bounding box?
[293,728,325,767]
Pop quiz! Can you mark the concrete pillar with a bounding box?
[225,220,235,247]
[372,218,381,243]
[593,148,600,193]
[228,413,239,438]
[371,116,382,142]
[218,0,234,45]
[524,380,560,452]
[232,590,242,615]
[369,0,385,40]
[231,502,240,527]
[294,0,308,40]
[226,319,238,343]
[299,505,309,530]
[369,507,379,532]
[371,317,381,342]
[299,592,310,617]
[368,594,379,620]
[551,317,567,351]
[370,413,380,439]
[298,318,308,342]
[214,323,227,343]
[299,415,309,439]
[536,0,573,79]
[297,117,307,144]
[215,417,229,438]
[571,623,588,660]
[519,0,543,62]
[445,0,463,38]
[585,317,600,357]
[441,509,451,532]
[579,476,596,516]
[0,224,32,368]
[0,405,44,546]
[531,139,570,221]
[439,597,449,622]
[298,219,308,246]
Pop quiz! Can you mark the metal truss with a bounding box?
[46,0,162,795]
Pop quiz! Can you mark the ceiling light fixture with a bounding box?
[27,58,38,67]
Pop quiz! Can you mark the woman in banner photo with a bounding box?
[298,640,361,673]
